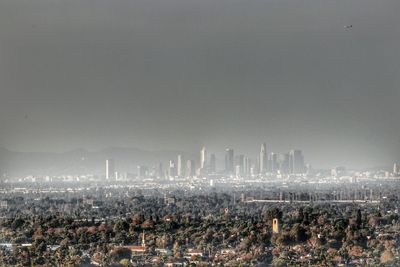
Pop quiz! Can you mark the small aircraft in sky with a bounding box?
[344,25,353,29]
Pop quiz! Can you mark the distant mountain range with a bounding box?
[0,147,195,176]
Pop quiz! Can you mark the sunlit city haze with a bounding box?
[1,0,400,266]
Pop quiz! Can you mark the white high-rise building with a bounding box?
[177,155,184,177]
[259,143,267,174]
[225,148,234,175]
[106,159,115,180]
[200,146,207,169]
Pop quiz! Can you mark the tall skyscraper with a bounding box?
[259,143,267,174]
[225,148,234,175]
[200,146,207,169]
[105,159,115,180]
[289,150,305,174]
[177,154,184,177]
[209,154,216,173]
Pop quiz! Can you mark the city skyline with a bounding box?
[138,145,306,178]
[0,141,396,171]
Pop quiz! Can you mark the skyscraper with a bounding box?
[289,150,305,174]
[225,148,234,175]
[259,143,267,175]
[200,146,207,169]
[105,159,115,180]
[177,154,184,177]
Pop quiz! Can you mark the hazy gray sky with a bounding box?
[0,0,399,168]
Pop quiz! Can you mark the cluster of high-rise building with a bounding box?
[259,145,306,175]
[165,146,214,178]
[159,144,306,179]
[104,143,307,180]
[104,144,307,180]
[225,144,306,177]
